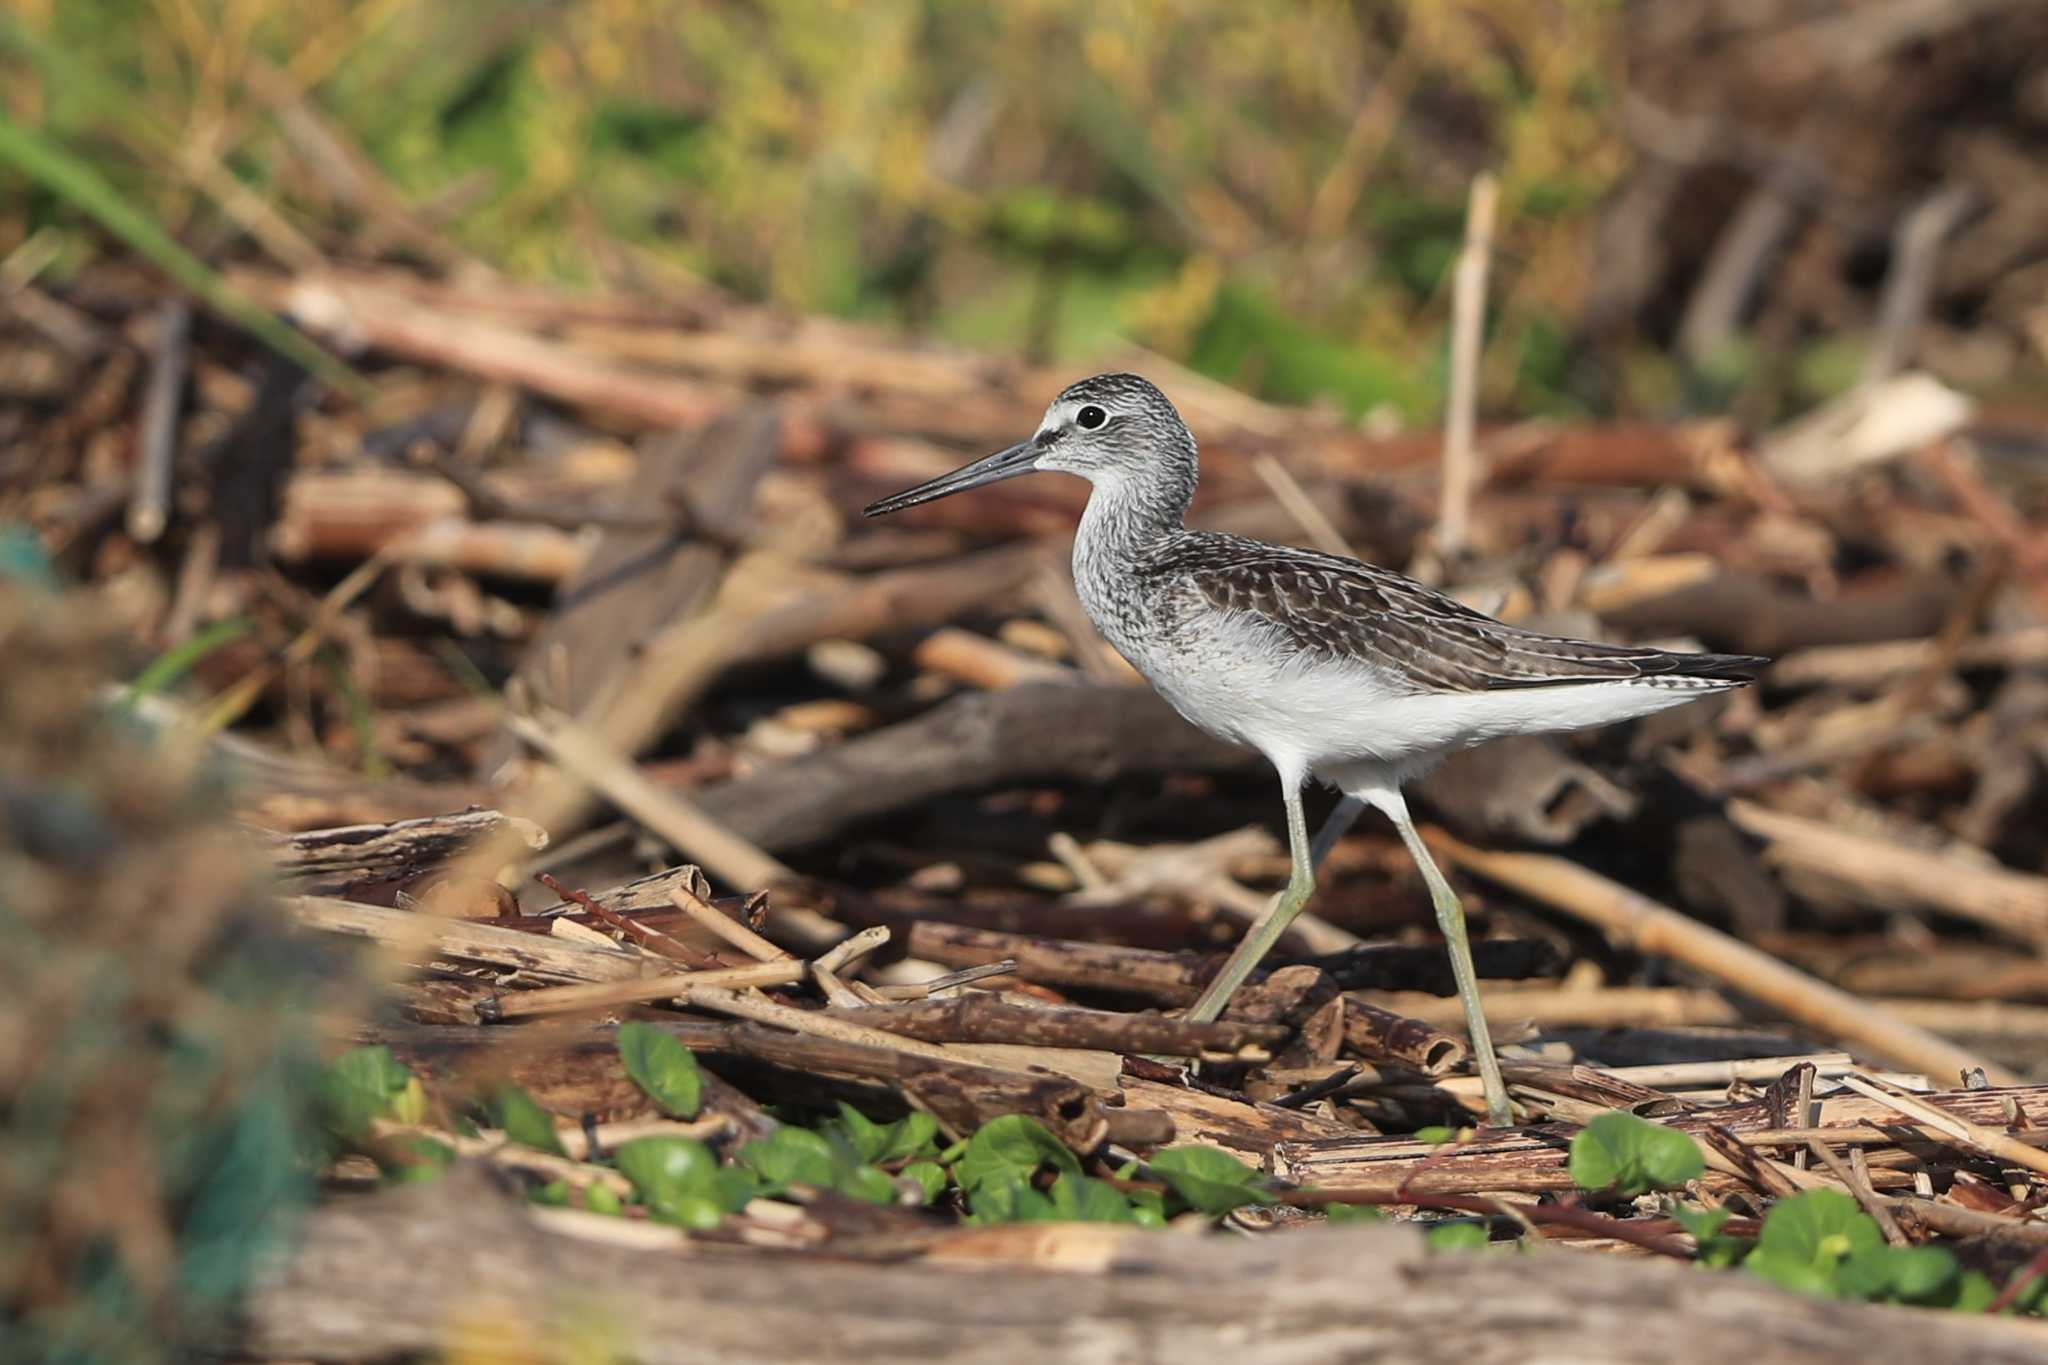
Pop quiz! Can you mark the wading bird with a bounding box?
[865,374,1763,1124]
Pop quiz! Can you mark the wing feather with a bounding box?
[1166,537,1765,693]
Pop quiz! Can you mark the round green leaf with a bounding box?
[489,1083,565,1155]
[1148,1146,1269,1216]
[616,1022,702,1119]
[954,1115,1080,1193]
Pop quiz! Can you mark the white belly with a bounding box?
[1124,611,1725,784]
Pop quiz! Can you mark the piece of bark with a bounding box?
[527,863,720,918]
[1727,798,2048,948]
[375,1022,777,1148]
[905,923,1211,1004]
[907,923,1563,1007]
[276,273,738,429]
[1303,938,1565,995]
[658,1017,1111,1151]
[815,997,1286,1059]
[257,809,547,896]
[1115,1074,1351,1164]
[692,682,1257,854]
[227,1166,2048,1363]
[513,404,780,727]
[291,895,650,984]
[381,1012,1118,1152]
[1279,1083,2048,1196]
[1342,998,1468,1076]
[1598,567,1965,658]
[203,351,313,568]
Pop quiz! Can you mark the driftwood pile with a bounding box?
[10,257,2048,1358]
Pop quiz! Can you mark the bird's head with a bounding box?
[863,372,1195,517]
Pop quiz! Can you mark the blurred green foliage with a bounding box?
[1,0,1637,419]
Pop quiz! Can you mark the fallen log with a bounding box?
[226,1165,2048,1364]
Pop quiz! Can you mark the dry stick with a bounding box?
[1438,171,1498,557]
[1805,1140,1908,1246]
[200,549,392,734]
[912,627,1078,691]
[262,809,549,894]
[1434,835,2019,1087]
[1833,1074,2048,1179]
[1861,184,1977,387]
[482,961,809,1020]
[1922,439,2048,619]
[508,710,791,893]
[290,896,649,984]
[673,986,970,1065]
[816,997,1285,1059]
[810,965,867,1009]
[1251,454,1356,559]
[534,872,715,968]
[668,885,790,963]
[1739,1124,2048,1151]
[1725,799,2048,947]
[1891,1198,2048,1248]
[127,298,190,544]
[815,926,891,976]
[872,960,1017,1000]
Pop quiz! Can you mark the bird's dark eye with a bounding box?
[1076,404,1108,430]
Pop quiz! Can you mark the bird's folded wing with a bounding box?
[1185,546,1765,694]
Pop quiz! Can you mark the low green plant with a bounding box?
[616,1021,702,1119]
[1567,1111,1704,1197]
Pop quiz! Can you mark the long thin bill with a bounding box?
[863,440,1038,517]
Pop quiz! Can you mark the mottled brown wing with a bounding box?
[1183,542,1765,692]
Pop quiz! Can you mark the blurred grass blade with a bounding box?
[0,109,370,400]
[121,617,255,707]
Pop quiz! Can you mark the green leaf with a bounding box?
[1568,1112,1703,1196]
[615,1136,724,1227]
[902,1161,949,1205]
[1747,1249,1845,1298]
[830,1159,898,1206]
[1325,1202,1383,1224]
[121,617,254,706]
[1946,1270,2000,1313]
[1048,1173,1138,1224]
[966,1169,1054,1224]
[1425,1222,1490,1252]
[878,1110,942,1162]
[380,1134,454,1184]
[1747,1190,1885,1298]
[530,1179,572,1206]
[713,1167,762,1213]
[617,1022,702,1119]
[1668,1204,1747,1268]
[1412,1126,1456,1145]
[1147,1146,1270,1216]
[318,1046,416,1141]
[824,1102,939,1165]
[584,1183,623,1217]
[737,1127,839,1191]
[489,1084,565,1155]
[1127,1187,1168,1228]
[1884,1245,1959,1304]
[829,1101,892,1162]
[954,1115,1080,1194]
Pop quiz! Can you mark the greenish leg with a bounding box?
[1186,777,1313,1024]
[1385,805,1513,1128]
